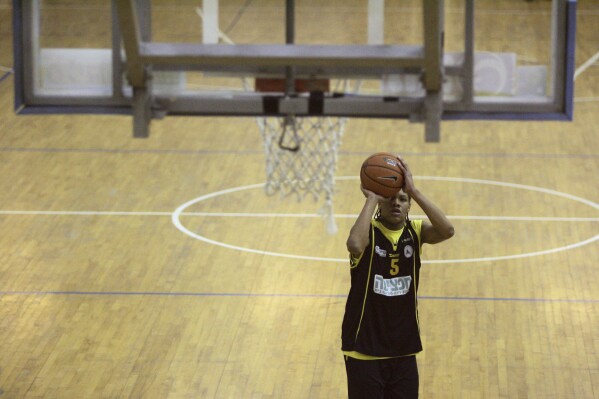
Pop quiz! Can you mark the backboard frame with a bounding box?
[12,0,576,141]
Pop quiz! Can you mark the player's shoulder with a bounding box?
[410,219,423,230]
[408,219,423,240]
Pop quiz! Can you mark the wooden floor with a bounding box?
[1,1,598,398]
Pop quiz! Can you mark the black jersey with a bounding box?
[341,219,423,357]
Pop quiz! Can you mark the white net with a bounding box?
[194,7,353,234]
[256,113,348,235]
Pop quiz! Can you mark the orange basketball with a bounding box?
[360,152,404,197]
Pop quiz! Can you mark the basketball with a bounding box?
[360,152,404,197]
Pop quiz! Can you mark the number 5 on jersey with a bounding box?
[390,258,399,276]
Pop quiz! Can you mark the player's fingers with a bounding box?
[396,155,407,166]
[397,157,410,174]
[395,155,404,167]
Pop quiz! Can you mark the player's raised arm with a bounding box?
[396,156,455,244]
[346,186,386,256]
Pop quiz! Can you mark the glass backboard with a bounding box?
[12,0,576,141]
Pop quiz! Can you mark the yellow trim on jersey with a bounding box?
[354,224,375,341]
[343,350,421,360]
[407,225,421,332]
[372,219,403,251]
[372,219,423,252]
[349,219,423,265]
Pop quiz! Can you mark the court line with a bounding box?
[1,209,598,222]
[0,290,596,304]
[0,70,13,84]
[172,177,599,263]
[574,50,599,80]
[0,210,173,216]
[1,147,598,159]
[575,97,599,103]
[0,147,262,155]
[2,178,597,264]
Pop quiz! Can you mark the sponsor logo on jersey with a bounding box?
[375,245,387,257]
[404,245,414,258]
[373,274,412,296]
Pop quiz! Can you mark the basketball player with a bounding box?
[342,156,454,399]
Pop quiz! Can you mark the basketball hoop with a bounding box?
[193,6,356,234]
[254,78,354,235]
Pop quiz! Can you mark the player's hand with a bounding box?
[361,185,388,203]
[396,155,415,194]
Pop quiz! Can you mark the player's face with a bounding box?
[379,189,411,229]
